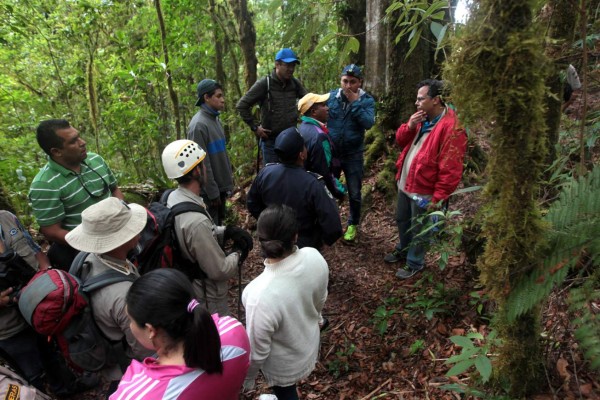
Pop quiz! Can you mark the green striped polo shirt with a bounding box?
[29,153,118,230]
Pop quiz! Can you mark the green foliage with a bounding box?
[326,341,356,378]
[409,339,426,356]
[416,208,462,270]
[386,0,455,58]
[0,0,356,217]
[506,166,600,322]
[406,275,457,320]
[371,297,399,336]
[445,330,500,383]
[569,267,600,370]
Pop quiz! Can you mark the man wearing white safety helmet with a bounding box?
[161,140,253,316]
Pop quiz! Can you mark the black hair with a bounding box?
[416,79,446,105]
[197,82,223,105]
[126,269,223,374]
[36,119,71,156]
[277,151,300,165]
[175,163,202,184]
[257,204,298,258]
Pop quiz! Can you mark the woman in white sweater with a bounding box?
[242,204,329,400]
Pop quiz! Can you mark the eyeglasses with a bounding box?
[78,164,109,199]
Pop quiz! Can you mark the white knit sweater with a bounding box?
[242,246,329,388]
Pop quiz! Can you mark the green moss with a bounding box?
[364,126,386,169]
[444,0,549,395]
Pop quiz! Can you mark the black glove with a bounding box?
[226,226,253,263]
[224,225,243,241]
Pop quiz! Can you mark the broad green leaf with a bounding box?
[430,21,444,41]
[315,32,336,51]
[446,359,474,377]
[449,335,475,349]
[474,355,492,382]
[465,332,484,340]
[445,348,478,364]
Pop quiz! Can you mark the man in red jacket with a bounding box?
[384,79,467,279]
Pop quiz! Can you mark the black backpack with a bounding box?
[134,190,209,281]
[0,247,36,297]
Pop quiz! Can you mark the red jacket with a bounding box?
[395,108,467,204]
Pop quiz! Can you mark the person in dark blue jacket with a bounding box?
[247,127,342,250]
[327,64,375,243]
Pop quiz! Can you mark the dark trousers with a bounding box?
[340,157,364,226]
[47,242,79,271]
[201,192,228,226]
[273,384,298,400]
[261,138,279,165]
[394,191,430,269]
[0,326,80,395]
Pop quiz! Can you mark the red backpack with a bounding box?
[18,257,135,372]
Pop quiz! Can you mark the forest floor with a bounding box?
[45,84,600,400]
[234,88,600,399]
[235,174,599,400]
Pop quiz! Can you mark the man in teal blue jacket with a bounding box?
[327,64,375,242]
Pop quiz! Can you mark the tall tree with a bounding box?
[154,0,182,139]
[445,0,548,396]
[228,0,258,88]
[540,0,579,170]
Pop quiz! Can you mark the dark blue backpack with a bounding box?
[134,190,208,280]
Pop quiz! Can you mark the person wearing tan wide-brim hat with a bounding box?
[65,197,153,381]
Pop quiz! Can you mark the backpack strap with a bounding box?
[69,252,136,293]
[292,77,303,98]
[169,201,210,220]
[167,201,210,282]
[68,251,91,276]
[159,188,175,205]
[81,270,137,293]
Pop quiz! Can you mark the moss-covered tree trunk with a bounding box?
[446,0,548,396]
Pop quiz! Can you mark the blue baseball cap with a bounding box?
[275,48,300,64]
[341,64,362,79]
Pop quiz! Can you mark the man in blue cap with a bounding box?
[327,64,376,243]
[236,48,307,166]
[246,127,342,250]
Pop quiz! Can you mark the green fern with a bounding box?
[505,167,600,369]
[569,268,600,370]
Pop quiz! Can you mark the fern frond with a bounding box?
[506,167,600,321]
[569,267,600,371]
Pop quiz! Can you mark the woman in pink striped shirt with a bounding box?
[109,269,250,400]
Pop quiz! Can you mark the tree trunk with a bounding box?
[209,0,226,85]
[86,50,100,153]
[364,0,435,130]
[228,0,258,89]
[341,0,367,66]
[541,0,579,171]
[154,0,182,139]
[445,0,548,396]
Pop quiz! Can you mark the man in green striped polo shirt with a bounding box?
[29,119,124,269]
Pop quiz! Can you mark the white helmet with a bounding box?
[162,140,207,179]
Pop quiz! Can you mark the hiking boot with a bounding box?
[343,225,357,242]
[384,249,404,263]
[395,264,424,279]
[319,316,330,332]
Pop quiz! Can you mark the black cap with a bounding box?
[195,79,220,106]
[274,127,304,163]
